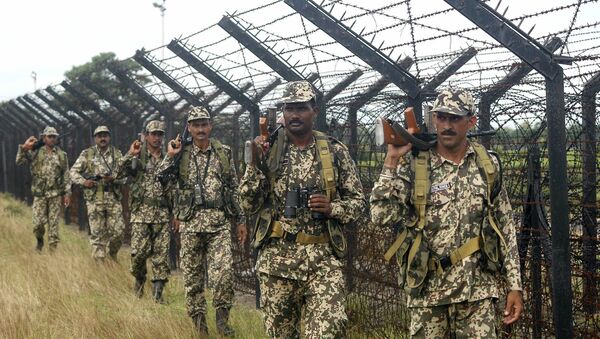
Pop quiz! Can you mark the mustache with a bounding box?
[441,129,457,136]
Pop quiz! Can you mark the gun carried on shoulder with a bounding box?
[157,117,191,185]
[375,107,496,151]
[32,131,72,151]
[244,107,282,167]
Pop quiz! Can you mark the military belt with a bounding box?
[195,201,224,210]
[428,236,481,275]
[270,221,329,244]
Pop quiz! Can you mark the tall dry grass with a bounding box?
[0,194,265,339]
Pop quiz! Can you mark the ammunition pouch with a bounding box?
[252,208,274,249]
[327,219,347,259]
[405,230,430,297]
[82,184,121,202]
[480,208,503,273]
[174,187,195,221]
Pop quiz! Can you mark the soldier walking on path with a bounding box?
[70,126,126,262]
[113,120,174,303]
[239,81,366,339]
[16,126,71,252]
[370,88,523,338]
[157,106,248,337]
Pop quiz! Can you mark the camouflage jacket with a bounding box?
[114,147,173,223]
[239,134,366,280]
[370,144,522,307]
[156,140,244,232]
[16,145,71,198]
[70,145,126,204]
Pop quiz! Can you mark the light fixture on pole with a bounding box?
[31,71,37,90]
[152,0,166,58]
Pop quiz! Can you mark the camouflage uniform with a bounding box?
[15,127,71,250]
[239,81,366,339]
[370,89,522,338]
[113,121,173,298]
[156,107,244,328]
[70,126,126,260]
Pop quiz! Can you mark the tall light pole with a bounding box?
[31,71,37,90]
[153,0,166,58]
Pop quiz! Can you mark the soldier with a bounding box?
[16,126,71,252]
[113,120,173,303]
[239,81,366,339]
[158,106,247,337]
[370,88,523,337]
[70,126,126,261]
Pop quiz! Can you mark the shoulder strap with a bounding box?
[412,151,430,231]
[210,138,231,176]
[314,131,336,200]
[179,144,191,183]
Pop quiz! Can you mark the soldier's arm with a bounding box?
[113,152,134,181]
[369,154,411,228]
[15,145,34,165]
[239,164,268,215]
[111,150,128,184]
[69,151,88,185]
[328,144,366,224]
[226,150,245,225]
[63,154,72,195]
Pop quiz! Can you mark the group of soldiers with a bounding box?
[16,81,523,338]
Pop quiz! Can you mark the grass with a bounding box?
[0,194,266,339]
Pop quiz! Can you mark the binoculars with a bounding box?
[284,186,326,220]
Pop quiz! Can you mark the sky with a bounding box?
[1,0,597,101]
[0,0,256,101]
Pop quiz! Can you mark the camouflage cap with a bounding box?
[146,120,166,133]
[430,88,476,116]
[93,125,111,136]
[277,80,316,105]
[187,106,211,122]
[41,126,59,136]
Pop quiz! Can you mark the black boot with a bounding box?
[193,314,208,336]
[35,237,43,252]
[134,277,145,298]
[216,308,235,337]
[152,280,165,304]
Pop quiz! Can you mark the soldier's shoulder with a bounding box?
[327,136,349,153]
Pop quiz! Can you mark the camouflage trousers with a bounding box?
[130,222,170,282]
[180,226,234,318]
[86,201,124,260]
[258,268,347,339]
[32,195,62,247]
[409,298,497,338]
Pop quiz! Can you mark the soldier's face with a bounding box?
[94,132,111,148]
[43,135,57,147]
[433,112,476,151]
[146,131,164,149]
[188,119,212,143]
[283,102,317,136]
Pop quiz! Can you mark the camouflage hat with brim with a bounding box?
[187,106,211,122]
[42,126,59,136]
[277,81,316,106]
[93,125,111,136]
[146,120,166,133]
[430,88,475,116]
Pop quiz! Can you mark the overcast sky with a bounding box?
[1,0,597,101]
[0,0,256,101]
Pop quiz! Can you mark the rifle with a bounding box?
[244,107,282,167]
[32,131,72,151]
[157,117,191,185]
[375,107,496,151]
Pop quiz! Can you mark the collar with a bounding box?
[95,145,111,155]
[429,142,476,170]
[192,140,212,155]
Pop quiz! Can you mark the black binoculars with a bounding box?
[284,186,326,220]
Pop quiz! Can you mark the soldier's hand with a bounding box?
[236,223,248,246]
[308,193,332,217]
[83,179,96,188]
[167,134,182,158]
[63,195,71,208]
[503,290,523,325]
[253,135,269,153]
[23,136,38,151]
[172,219,181,233]
[384,143,412,169]
[129,140,142,156]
